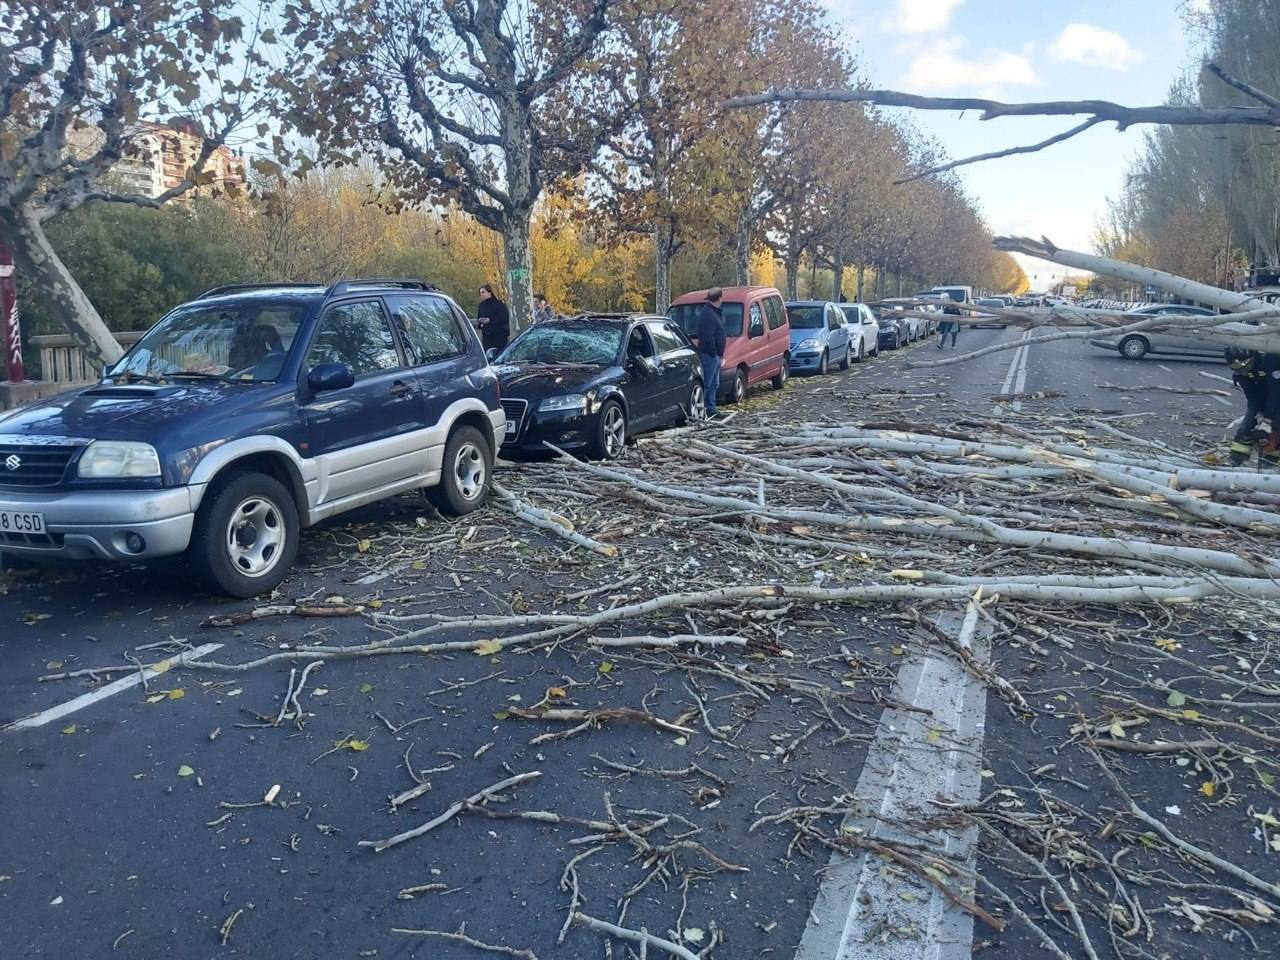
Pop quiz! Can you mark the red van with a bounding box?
[668,286,791,404]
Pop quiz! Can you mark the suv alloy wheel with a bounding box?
[428,425,493,515]
[190,471,299,598]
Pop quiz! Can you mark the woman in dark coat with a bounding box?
[476,283,511,353]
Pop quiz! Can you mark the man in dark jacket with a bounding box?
[1227,347,1280,465]
[696,288,726,417]
[476,283,511,354]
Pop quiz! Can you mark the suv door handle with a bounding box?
[389,379,415,398]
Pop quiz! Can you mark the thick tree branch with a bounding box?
[895,118,1103,184]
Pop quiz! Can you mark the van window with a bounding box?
[748,303,765,339]
[765,297,786,330]
[668,302,744,339]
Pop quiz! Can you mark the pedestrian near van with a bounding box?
[476,283,511,354]
[532,292,557,324]
[937,316,959,349]
[696,288,726,417]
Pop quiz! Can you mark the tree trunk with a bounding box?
[831,247,844,301]
[855,264,866,302]
[502,207,534,334]
[7,206,123,369]
[784,253,799,300]
[654,218,675,314]
[734,212,752,286]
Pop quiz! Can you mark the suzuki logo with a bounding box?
[4,454,19,471]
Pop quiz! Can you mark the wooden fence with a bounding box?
[30,331,145,384]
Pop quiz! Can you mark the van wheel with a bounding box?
[428,425,492,515]
[1119,335,1150,360]
[771,358,789,390]
[727,369,747,404]
[189,472,298,598]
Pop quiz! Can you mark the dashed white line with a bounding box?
[2,643,223,733]
[998,330,1032,412]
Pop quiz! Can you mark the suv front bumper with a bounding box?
[0,486,198,561]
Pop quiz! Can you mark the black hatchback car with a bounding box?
[494,315,704,459]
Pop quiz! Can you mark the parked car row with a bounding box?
[0,278,952,597]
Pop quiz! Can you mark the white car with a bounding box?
[837,303,880,361]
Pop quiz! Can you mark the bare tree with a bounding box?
[282,0,614,331]
[0,2,285,366]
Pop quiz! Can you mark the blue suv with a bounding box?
[785,301,853,374]
[0,280,503,596]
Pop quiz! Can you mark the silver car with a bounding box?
[1089,303,1219,360]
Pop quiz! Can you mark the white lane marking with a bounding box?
[793,603,988,960]
[2,643,224,733]
[999,330,1032,412]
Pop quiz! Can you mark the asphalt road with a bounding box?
[0,327,1247,960]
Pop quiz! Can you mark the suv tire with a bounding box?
[428,425,493,516]
[1119,335,1149,360]
[771,358,789,390]
[189,472,298,598]
[590,400,627,460]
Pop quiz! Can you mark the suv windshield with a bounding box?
[787,305,824,329]
[500,323,624,365]
[109,301,305,382]
[669,303,744,338]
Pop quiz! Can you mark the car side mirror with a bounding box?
[307,362,355,392]
[631,355,658,375]
[486,348,498,362]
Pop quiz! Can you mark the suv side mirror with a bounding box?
[308,362,355,392]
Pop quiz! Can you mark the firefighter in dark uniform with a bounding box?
[1226,347,1280,466]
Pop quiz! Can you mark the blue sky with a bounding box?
[821,0,1201,286]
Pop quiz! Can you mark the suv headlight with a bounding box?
[539,394,588,413]
[78,441,161,478]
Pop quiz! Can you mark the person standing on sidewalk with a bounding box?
[696,288,726,418]
[476,283,511,354]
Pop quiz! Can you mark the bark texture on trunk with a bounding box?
[9,206,123,369]
[655,219,674,314]
[503,209,533,335]
[784,254,799,300]
[855,264,866,302]
[831,247,844,302]
[734,213,752,286]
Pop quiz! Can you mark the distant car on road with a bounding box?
[786,301,853,374]
[494,314,704,461]
[1089,303,1220,360]
[972,297,1010,329]
[669,285,790,404]
[837,303,880,361]
[0,279,504,596]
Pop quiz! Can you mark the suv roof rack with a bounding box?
[326,278,438,296]
[197,282,326,299]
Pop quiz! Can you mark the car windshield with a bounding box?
[668,303,744,338]
[839,306,862,323]
[108,301,305,382]
[787,306,824,329]
[499,323,624,365]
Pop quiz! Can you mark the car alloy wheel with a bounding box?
[226,495,285,578]
[453,440,487,502]
[818,350,828,374]
[603,403,627,458]
[688,381,706,422]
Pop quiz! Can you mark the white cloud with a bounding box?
[1049,23,1146,70]
[903,38,1038,93]
[882,0,965,34]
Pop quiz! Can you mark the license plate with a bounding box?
[505,420,517,437]
[0,510,45,534]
